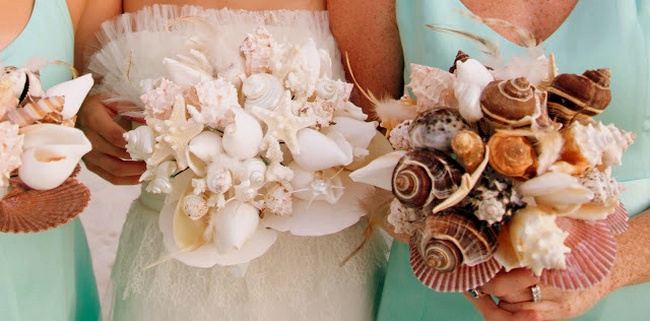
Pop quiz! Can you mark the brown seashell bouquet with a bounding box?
[0,63,94,233]
[350,20,635,292]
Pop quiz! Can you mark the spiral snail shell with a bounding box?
[392,148,465,209]
[480,77,537,129]
[416,209,498,272]
[546,68,611,124]
[242,73,284,112]
[487,132,538,180]
[448,50,470,74]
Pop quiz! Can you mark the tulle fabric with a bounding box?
[89,6,388,321]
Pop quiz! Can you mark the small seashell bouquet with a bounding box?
[121,26,387,268]
[350,21,635,292]
[0,63,94,233]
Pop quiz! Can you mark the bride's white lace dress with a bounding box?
[87,5,388,321]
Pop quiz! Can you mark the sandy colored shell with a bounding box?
[487,132,538,179]
[547,69,611,124]
[0,177,90,233]
[451,129,485,173]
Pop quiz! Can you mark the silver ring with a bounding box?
[530,284,542,303]
[467,288,486,299]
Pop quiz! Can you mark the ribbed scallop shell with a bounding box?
[487,132,538,179]
[392,149,465,208]
[0,177,90,233]
[540,216,617,290]
[604,202,628,235]
[410,242,501,292]
[480,77,537,129]
[547,69,611,124]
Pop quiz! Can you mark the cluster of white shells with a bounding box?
[0,66,93,197]
[123,26,382,267]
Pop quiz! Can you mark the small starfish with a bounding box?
[146,94,204,169]
[249,90,315,156]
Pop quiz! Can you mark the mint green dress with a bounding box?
[0,0,100,320]
[378,1,650,320]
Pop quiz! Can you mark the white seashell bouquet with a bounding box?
[350,19,635,292]
[122,26,387,268]
[0,63,94,233]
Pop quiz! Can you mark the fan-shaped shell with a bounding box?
[480,77,537,129]
[0,177,90,233]
[408,108,468,152]
[416,210,498,272]
[547,69,611,124]
[540,216,617,290]
[392,149,464,208]
[604,202,628,235]
[410,242,501,292]
[487,132,538,179]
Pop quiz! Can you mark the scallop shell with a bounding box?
[242,73,284,112]
[392,149,465,208]
[409,108,469,152]
[480,77,537,129]
[547,69,611,124]
[487,132,538,179]
[603,202,628,235]
[0,177,90,233]
[451,130,485,173]
[539,216,617,290]
[410,242,501,292]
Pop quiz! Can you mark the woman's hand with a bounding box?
[467,268,610,321]
[76,94,145,185]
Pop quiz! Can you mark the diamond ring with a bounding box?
[530,284,542,303]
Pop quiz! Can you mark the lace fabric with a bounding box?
[94,6,389,320]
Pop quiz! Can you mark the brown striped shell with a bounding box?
[448,50,470,74]
[392,148,465,208]
[547,68,611,124]
[480,77,537,129]
[415,209,498,272]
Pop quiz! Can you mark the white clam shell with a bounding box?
[124,125,156,161]
[210,200,260,252]
[45,73,94,119]
[517,172,594,214]
[349,150,407,191]
[288,163,344,204]
[328,116,377,151]
[187,131,223,176]
[18,123,91,190]
[242,73,284,112]
[162,57,213,88]
[222,108,263,160]
[291,128,353,172]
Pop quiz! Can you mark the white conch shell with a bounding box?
[242,73,284,112]
[187,131,223,176]
[349,150,407,191]
[45,73,94,119]
[291,128,353,172]
[454,59,493,122]
[222,108,263,160]
[562,121,635,169]
[236,158,266,189]
[145,161,177,194]
[289,163,344,204]
[517,171,594,214]
[508,206,571,276]
[18,123,91,190]
[124,125,156,161]
[210,200,260,252]
[162,57,213,88]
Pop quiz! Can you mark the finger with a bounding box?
[84,160,143,185]
[464,293,542,321]
[80,100,128,148]
[82,152,146,178]
[84,129,132,160]
[481,268,539,300]
[499,300,557,320]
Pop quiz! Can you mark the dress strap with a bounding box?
[619,177,650,216]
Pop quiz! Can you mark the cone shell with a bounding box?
[540,216,617,290]
[410,243,501,292]
[0,177,90,233]
[480,77,537,129]
[487,132,537,179]
[547,69,611,124]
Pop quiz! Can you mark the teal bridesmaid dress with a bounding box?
[0,0,100,320]
[378,1,650,320]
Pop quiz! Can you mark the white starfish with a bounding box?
[146,94,204,169]
[249,90,315,156]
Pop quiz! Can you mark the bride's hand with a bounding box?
[76,93,145,185]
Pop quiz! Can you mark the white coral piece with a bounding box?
[140,78,183,120]
[0,121,23,187]
[387,198,422,235]
[388,120,412,151]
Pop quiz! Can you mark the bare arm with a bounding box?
[73,0,122,72]
[328,0,404,120]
